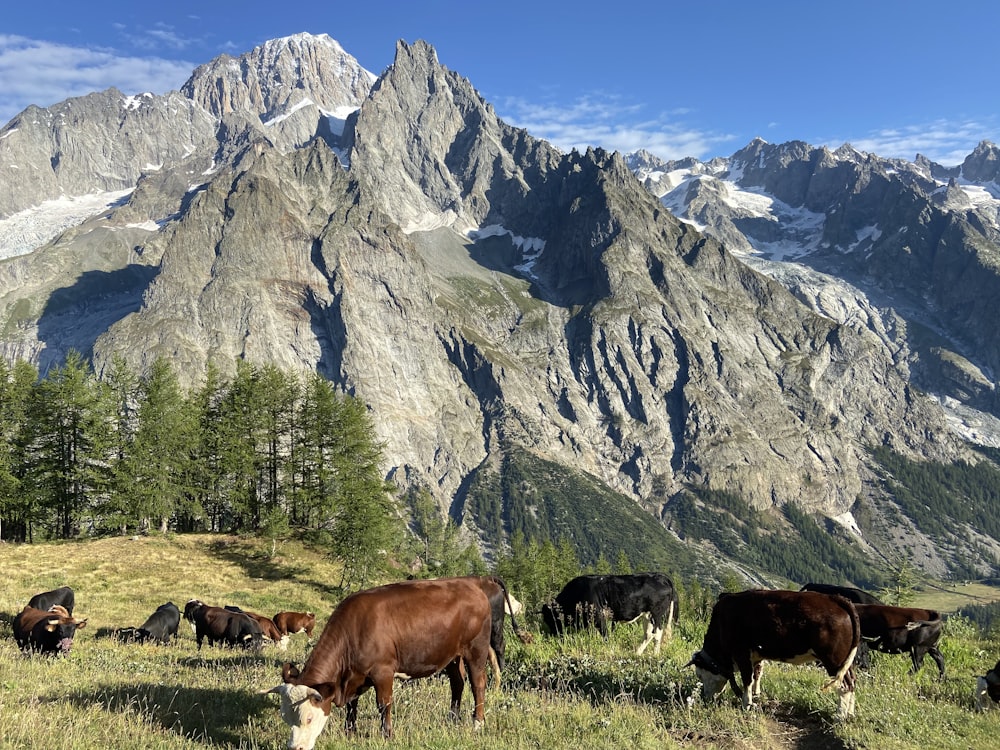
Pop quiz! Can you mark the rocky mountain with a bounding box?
[2,32,998,582]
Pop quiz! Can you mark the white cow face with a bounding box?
[690,651,727,701]
[262,683,330,750]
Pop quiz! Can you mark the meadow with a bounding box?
[1,534,998,749]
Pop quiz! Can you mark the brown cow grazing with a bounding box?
[261,577,492,746]
[688,590,860,718]
[13,604,88,655]
[853,603,946,677]
[273,611,316,639]
[974,660,1000,711]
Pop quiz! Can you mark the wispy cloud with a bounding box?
[0,35,195,124]
[496,93,736,161]
[833,119,999,166]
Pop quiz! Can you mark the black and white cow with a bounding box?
[541,573,678,654]
[688,589,860,718]
[854,603,946,677]
[975,660,1000,711]
[27,586,76,615]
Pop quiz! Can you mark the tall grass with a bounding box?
[1,533,998,749]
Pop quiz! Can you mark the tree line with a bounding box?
[0,353,397,582]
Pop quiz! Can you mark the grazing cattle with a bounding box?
[801,583,883,670]
[541,573,679,655]
[261,577,492,746]
[975,660,1000,711]
[854,603,946,677]
[273,611,316,639]
[184,599,264,652]
[688,589,859,718]
[27,586,76,615]
[801,582,883,605]
[225,606,288,650]
[113,602,181,645]
[13,604,88,655]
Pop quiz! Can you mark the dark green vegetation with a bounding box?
[2,535,999,750]
[871,446,1000,579]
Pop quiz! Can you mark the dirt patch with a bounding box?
[764,706,850,750]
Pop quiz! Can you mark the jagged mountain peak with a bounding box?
[181,31,375,122]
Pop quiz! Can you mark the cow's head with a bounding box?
[540,603,562,635]
[261,663,334,750]
[687,650,728,701]
[42,606,87,654]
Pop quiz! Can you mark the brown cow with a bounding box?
[261,577,492,746]
[13,604,88,655]
[853,603,946,677]
[273,611,316,639]
[688,589,860,718]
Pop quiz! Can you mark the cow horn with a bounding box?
[260,685,288,696]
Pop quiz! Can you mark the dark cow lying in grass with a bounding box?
[688,589,860,718]
[13,604,88,655]
[854,603,946,677]
[542,573,679,655]
[975,660,1000,711]
[113,602,181,645]
[262,577,492,746]
[184,599,264,651]
[27,586,76,615]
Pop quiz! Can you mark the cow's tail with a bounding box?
[821,595,861,693]
[493,576,534,644]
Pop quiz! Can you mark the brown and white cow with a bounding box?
[261,577,492,747]
[688,589,860,718]
[13,604,88,655]
[853,603,946,677]
[974,660,1000,711]
[273,611,316,640]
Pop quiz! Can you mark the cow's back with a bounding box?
[298,577,491,685]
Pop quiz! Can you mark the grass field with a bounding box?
[1,533,999,749]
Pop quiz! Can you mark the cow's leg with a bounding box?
[836,666,856,719]
[372,672,395,738]
[928,646,946,679]
[465,650,488,728]
[735,655,756,709]
[445,659,466,720]
[749,661,763,699]
[664,600,675,642]
[344,697,360,735]
[636,613,655,655]
[910,647,926,674]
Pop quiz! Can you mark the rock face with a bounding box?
[0,34,992,573]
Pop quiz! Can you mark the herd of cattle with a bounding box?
[8,574,1000,747]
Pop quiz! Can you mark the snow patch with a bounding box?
[467,224,547,280]
[0,189,132,260]
[262,98,315,127]
[319,105,359,137]
[831,511,862,537]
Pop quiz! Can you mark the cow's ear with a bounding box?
[282,662,301,683]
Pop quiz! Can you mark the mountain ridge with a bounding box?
[1,33,997,582]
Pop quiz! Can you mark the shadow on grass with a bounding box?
[67,682,271,746]
[203,537,345,604]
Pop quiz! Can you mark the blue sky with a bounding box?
[1,1,997,166]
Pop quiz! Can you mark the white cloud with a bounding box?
[834,119,1000,167]
[0,35,195,125]
[496,93,736,162]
